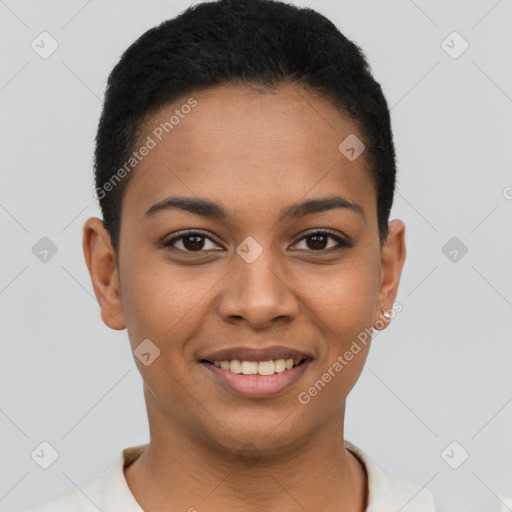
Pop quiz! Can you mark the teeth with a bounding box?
[274,359,286,372]
[241,361,258,375]
[229,360,242,373]
[257,360,275,376]
[212,358,304,375]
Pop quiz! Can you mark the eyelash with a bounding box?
[162,229,352,254]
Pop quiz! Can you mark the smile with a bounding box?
[208,357,306,375]
[200,357,313,398]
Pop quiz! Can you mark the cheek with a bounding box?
[297,253,380,397]
[304,253,381,333]
[122,249,226,353]
[119,253,208,349]
[119,260,208,407]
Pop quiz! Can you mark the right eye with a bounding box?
[162,230,224,253]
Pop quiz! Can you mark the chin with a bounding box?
[202,416,307,458]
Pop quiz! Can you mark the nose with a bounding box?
[216,251,300,330]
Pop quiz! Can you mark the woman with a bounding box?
[30,0,436,510]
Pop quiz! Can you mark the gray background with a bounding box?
[1,1,511,511]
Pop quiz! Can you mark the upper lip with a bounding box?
[200,345,314,363]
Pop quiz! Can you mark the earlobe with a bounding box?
[82,217,126,330]
[374,219,406,330]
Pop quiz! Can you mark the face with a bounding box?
[84,83,405,455]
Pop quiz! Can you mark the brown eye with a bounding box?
[293,231,351,252]
[305,234,330,250]
[181,235,207,251]
[163,231,222,252]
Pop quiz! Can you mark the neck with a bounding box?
[124,399,367,512]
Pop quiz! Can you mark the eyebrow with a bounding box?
[144,195,365,221]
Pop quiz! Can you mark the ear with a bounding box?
[82,217,126,330]
[375,219,406,329]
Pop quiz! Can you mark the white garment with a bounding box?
[28,440,437,512]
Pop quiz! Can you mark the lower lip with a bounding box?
[201,360,312,398]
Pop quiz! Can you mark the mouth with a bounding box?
[200,356,312,376]
[198,347,314,398]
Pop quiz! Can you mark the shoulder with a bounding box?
[26,445,148,512]
[344,440,437,512]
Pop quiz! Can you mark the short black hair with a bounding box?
[94,0,396,256]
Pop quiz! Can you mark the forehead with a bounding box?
[122,83,376,223]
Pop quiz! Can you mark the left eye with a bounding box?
[293,232,349,252]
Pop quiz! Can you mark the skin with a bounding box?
[83,82,406,512]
